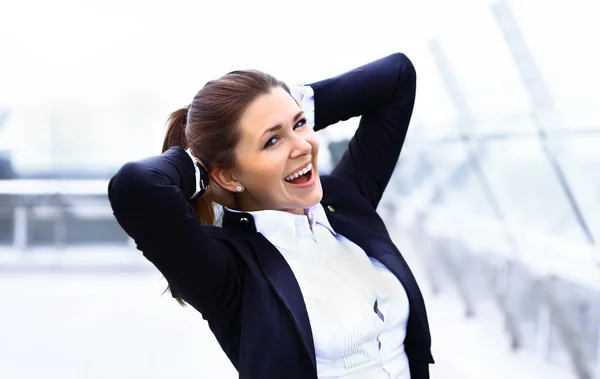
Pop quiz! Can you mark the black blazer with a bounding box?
[109,53,433,379]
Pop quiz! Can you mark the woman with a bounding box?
[108,53,434,379]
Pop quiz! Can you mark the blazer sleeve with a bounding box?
[309,53,416,209]
[108,146,241,319]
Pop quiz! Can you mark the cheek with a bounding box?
[241,154,286,185]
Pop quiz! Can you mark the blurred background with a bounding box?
[1,0,599,378]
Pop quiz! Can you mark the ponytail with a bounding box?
[162,106,216,306]
[162,107,189,151]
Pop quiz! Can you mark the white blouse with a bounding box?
[232,203,411,379]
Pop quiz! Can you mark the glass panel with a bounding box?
[396,141,512,253]
[480,137,588,244]
[425,143,514,254]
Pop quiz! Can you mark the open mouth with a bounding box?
[284,162,313,185]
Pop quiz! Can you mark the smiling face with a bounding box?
[221,86,323,215]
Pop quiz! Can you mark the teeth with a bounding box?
[285,163,312,182]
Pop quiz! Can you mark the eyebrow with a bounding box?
[261,111,305,138]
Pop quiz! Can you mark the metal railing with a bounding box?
[401,207,600,379]
[0,179,142,271]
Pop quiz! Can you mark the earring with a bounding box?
[235,185,243,192]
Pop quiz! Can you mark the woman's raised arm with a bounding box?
[108,146,241,319]
[309,53,416,209]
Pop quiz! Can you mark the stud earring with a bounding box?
[235,185,243,192]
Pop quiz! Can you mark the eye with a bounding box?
[294,118,308,130]
[263,118,308,149]
[264,136,279,149]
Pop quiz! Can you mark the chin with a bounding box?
[304,183,324,208]
[287,186,322,211]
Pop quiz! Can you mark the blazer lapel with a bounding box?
[222,209,316,369]
[248,233,317,371]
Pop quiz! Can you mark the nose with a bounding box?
[290,133,312,158]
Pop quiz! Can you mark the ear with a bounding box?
[210,167,242,193]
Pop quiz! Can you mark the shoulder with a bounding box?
[321,175,371,207]
[204,223,252,250]
[320,175,383,222]
[320,174,356,193]
[320,175,393,240]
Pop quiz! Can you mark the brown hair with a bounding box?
[162,70,292,305]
